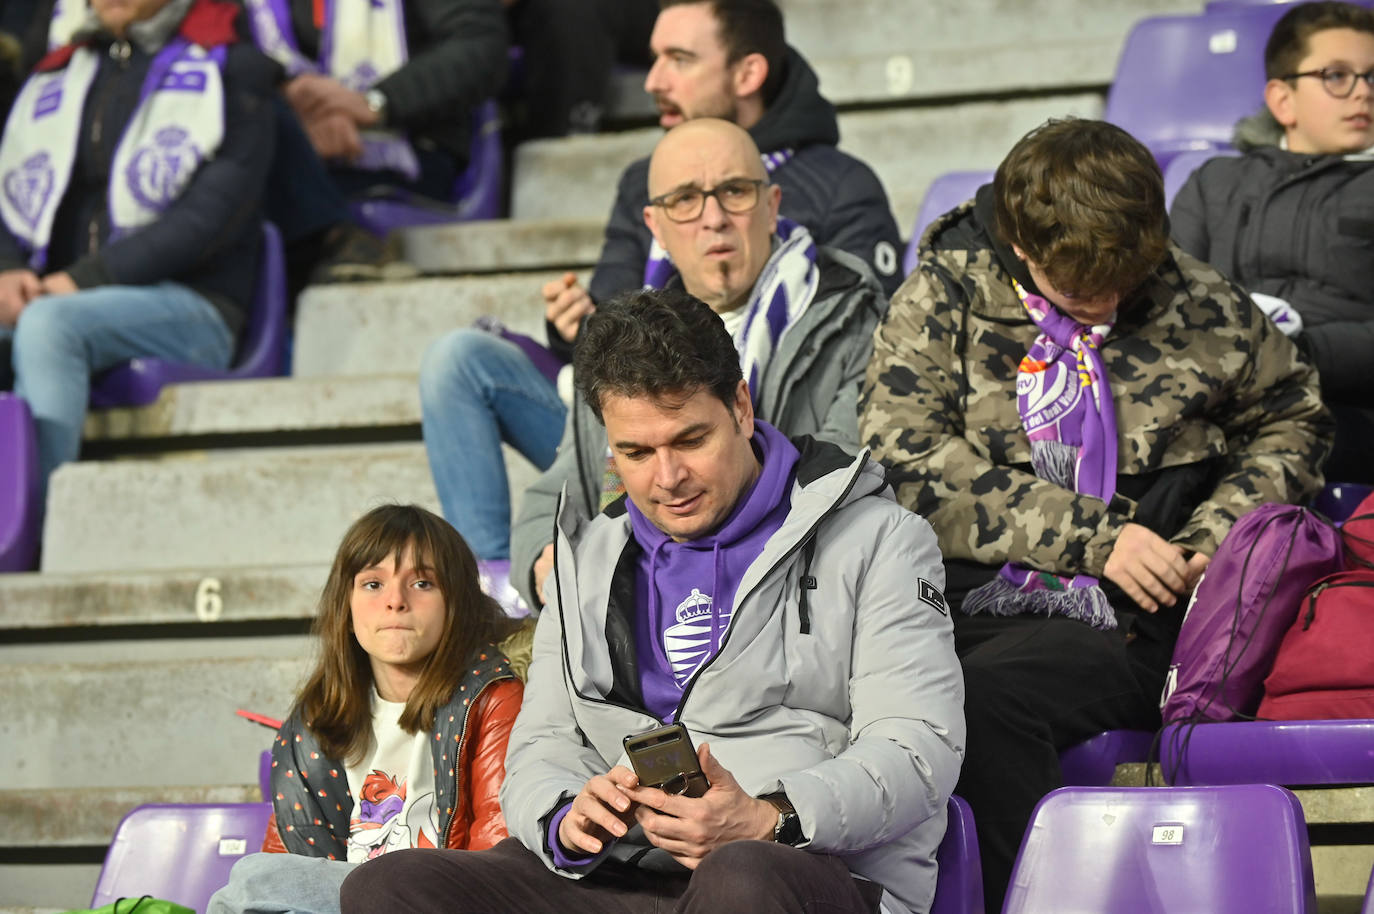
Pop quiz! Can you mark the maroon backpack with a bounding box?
[1257,569,1374,720]
[1160,503,1345,724]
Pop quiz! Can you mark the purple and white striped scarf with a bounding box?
[962,279,1121,630]
[242,0,419,180]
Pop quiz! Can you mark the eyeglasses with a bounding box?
[649,178,767,223]
[1281,66,1374,98]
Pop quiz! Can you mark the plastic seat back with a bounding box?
[88,222,288,408]
[931,795,984,914]
[350,99,505,233]
[1163,147,1241,209]
[1004,785,1317,914]
[903,170,994,276]
[1105,11,1283,166]
[1161,718,1374,786]
[1314,482,1374,525]
[0,393,41,572]
[1059,729,1154,786]
[91,802,273,911]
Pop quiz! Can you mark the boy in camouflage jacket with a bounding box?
[860,118,1330,911]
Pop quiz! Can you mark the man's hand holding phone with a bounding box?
[620,742,778,870]
[556,766,639,857]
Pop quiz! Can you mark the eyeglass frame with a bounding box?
[1279,65,1374,98]
[648,177,769,223]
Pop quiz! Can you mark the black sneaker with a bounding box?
[309,223,419,284]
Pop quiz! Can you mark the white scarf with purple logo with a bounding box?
[243,0,419,180]
[0,39,224,270]
[962,278,1121,630]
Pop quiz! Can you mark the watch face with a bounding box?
[776,812,804,846]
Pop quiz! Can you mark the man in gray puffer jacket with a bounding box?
[341,288,963,914]
[1171,0,1374,481]
[510,118,888,610]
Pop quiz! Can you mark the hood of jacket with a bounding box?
[1233,106,1286,151]
[750,45,840,153]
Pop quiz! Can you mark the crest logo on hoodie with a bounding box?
[663,589,724,686]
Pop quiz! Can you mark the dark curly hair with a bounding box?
[993,118,1168,300]
[573,288,742,424]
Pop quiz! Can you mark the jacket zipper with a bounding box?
[88,41,132,254]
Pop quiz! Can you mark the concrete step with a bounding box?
[0,564,324,631]
[401,219,604,275]
[512,93,1104,235]
[40,442,542,574]
[292,272,585,379]
[0,784,263,848]
[83,374,421,444]
[1,654,307,791]
[599,0,1197,115]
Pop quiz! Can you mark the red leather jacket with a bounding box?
[262,676,524,853]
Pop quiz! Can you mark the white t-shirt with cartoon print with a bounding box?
[344,692,440,863]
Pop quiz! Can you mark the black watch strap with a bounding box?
[763,792,805,846]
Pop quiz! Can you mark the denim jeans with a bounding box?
[208,852,359,914]
[419,329,566,559]
[0,281,233,500]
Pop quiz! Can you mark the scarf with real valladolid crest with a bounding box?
[0,7,226,270]
[962,278,1121,630]
[242,0,420,180]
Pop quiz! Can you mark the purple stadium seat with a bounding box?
[89,223,289,409]
[1163,146,1240,209]
[932,795,985,914]
[1161,718,1374,786]
[1059,729,1155,786]
[1104,10,1290,169]
[259,749,272,802]
[1362,863,1374,914]
[0,393,41,572]
[349,100,505,235]
[472,315,563,386]
[903,170,994,276]
[91,802,273,911]
[1004,784,1317,914]
[478,558,532,618]
[1313,482,1374,525]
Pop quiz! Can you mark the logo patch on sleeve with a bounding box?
[918,579,948,615]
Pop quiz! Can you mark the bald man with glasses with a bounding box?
[510,118,889,610]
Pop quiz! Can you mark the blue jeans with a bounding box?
[208,852,358,914]
[419,329,566,560]
[0,282,233,499]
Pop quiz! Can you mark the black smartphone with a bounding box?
[622,723,710,798]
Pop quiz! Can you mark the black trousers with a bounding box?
[1326,402,1374,486]
[953,612,1171,914]
[340,836,883,914]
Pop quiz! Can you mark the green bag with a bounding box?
[62,896,194,914]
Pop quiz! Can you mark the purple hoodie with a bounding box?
[626,419,801,723]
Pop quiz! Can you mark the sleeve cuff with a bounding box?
[546,802,609,869]
[65,255,112,290]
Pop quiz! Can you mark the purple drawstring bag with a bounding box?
[1160,503,1345,723]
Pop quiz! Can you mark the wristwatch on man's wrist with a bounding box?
[762,792,805,846]
[365,88,388,126]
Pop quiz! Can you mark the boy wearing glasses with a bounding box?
[1171,0,1374,481]
[510,118,887,610]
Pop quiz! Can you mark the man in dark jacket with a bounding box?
[0,0,275,503]
[419,0,901,574]
[1171,1,1374,482]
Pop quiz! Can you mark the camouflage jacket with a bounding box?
[860,199,1331,582]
